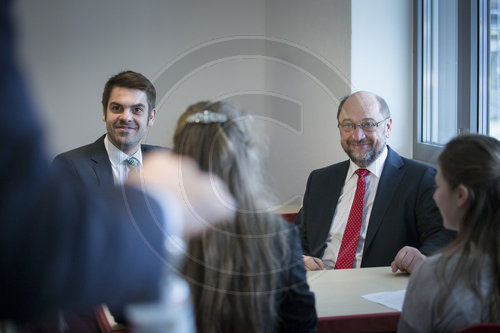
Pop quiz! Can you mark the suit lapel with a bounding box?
[316,161,350,245]
[90,140,151,186]
[364,147,404,251]
[90,135,114,186]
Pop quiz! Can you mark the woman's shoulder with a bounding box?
[414,253,442,273]
[410,253,461,285]
[412,253,465,278]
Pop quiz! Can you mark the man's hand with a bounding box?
[303,255,326,271]
[128,151,235,238]
[390,246,425,274]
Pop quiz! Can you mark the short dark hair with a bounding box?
[376,95,390,118]
[101,70,156,113]
[336,93,391,120]
[336,95,349,120]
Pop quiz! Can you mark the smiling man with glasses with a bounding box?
[295,91,455,274]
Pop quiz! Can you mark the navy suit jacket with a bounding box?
[295,146,455,267]
[51,137,166,324]
[52,135,164,187]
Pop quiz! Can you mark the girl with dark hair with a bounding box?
[173,101,317,333]
[398,134,500,332]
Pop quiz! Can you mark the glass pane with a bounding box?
[422,0,458,145]
[489,0,500,139]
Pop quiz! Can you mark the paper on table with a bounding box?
[361,289,406,312]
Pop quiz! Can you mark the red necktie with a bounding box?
[335,168,369,269]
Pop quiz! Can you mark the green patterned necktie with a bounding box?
[125,156,139,168]
[125,156,140,181]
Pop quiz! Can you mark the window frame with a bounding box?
[413,0,489,165]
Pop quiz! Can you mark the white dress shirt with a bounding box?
[102,137,192,329]
[322,146,388,269]
[104,135,143,185]
[103,135,186,255]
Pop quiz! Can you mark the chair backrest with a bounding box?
[456,323,500,333]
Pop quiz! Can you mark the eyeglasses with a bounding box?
[337,117,389,133]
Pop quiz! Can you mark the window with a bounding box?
[414,0,500,163]
[490,0,500,138]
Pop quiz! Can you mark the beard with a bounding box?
[105,120,142,154]
[343,138,385,167]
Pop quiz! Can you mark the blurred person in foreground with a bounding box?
[398,134,500,332]
[0,1,233,327]
[174,101,317,333]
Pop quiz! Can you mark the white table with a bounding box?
[307,266,409,332]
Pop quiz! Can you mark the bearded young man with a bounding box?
[50,70,163,326]
[53,70,162,186]
[295,91,455,273]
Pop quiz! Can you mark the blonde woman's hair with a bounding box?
[174,101,292,333]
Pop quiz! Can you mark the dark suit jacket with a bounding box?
[52,136,167,325]
[52,135,164,187]
[1,2,166,322]
[295,146,455,267]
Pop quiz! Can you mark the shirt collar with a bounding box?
[104,134,143,167]
[347,145,388,180]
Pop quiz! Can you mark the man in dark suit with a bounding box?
[0,1,233,325]
[53,70,162,186]
[295,91,455,273]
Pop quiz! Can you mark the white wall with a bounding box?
[261,0,351,206]
[351,0,413,157]
[14,0,267,153]
[14,1,413,208]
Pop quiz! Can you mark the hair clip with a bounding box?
[186,110,228,124]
